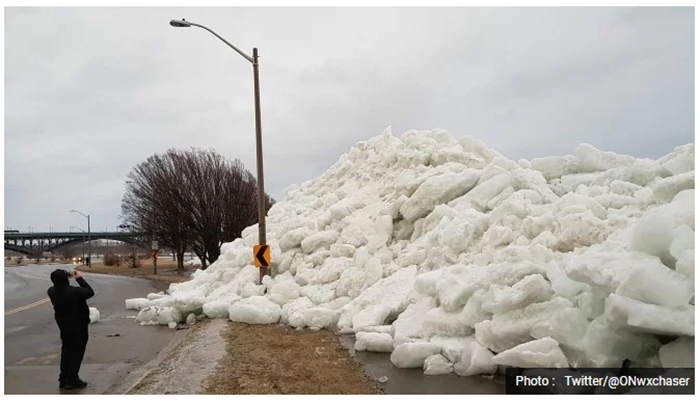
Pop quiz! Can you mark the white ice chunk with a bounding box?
[300,283,338,305]
[281,297,314,327]
[459,289,492,327]
[475,297,573,353]
[399,168,481,222]
[302,307,339,329]
[675,249,695,279]
[560,173,600,191]
[422,307,472,337]
[492,337,569,368]
[449,174,511,212]
[583,316,661,366]
[669,225,694,261]
[312,257,353,285]
[658,337,695,368]
[136,306,158,324]
[609,180,643,196]
[89,307,100,323]
[300,230,339,254]
[423,354,453,375]
[330,243,356,258]
[615,258,694,307]
[241,282,265,298]
[481,274,554,315]
[530,155,584,180]
[203,300,234,318]
[392,296,437,345]
[362,325,393,335]
[414,269,442,297]
[603,293,694,336]
[390,342,443,368]
[575,143,636,172]
[228,296,281,325]
[429,335,476,363]
[279,227,314,252]
[125,298,151,311]
[530,307,589,349]
[329,197,365,221]
[354,332,395,352]
[146,292,167,300]
[268,279,301,306]
[554,210,608,250]
[661,145,694,175]
[436,262,547,312]
[186,313,196,325]
[319,296,352,310]
[136,306,182,325]
[630,190,695,266]
[651,171,694,203]
[565,251,659,294]
[352,305,391,332]
[546,263,589,297]
[338,266,417,333]
[454,342,497,376]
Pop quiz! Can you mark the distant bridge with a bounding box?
[4,232,148,257]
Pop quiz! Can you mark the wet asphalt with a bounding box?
[4,263,177,394]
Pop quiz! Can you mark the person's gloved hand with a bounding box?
[72,270,82,279]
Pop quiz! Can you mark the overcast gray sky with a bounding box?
[3,7,694,234]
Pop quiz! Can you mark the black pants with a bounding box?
[58,324,89,385]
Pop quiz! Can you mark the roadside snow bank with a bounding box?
[126,128,694,375]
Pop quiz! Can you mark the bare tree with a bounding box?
[121,148,273,269]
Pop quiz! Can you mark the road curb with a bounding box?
[109,324,192,394]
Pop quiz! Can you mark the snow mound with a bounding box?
[127,128,694,375]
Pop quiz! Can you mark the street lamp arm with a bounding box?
[186,21,254,64]
[70,210,88,219]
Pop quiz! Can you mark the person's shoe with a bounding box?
[74,379,88,389]
[59,382,66,389]
[64,380,87,390]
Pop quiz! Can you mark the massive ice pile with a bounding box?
[126,128,695,375]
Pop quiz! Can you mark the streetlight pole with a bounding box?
[71,226,86,264]
[170,18,268,283]
[71,210,91,267]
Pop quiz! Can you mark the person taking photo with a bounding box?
[47,269,94,390]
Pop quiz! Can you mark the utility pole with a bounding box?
[152,187,157,275]
[169,19,268,285]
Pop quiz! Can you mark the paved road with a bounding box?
[4,264,178,394]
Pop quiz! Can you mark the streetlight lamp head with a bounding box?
[170,19,191,28]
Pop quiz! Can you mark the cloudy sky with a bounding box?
[3,7,694,234]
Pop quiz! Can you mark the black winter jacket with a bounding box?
[47,277,95,330]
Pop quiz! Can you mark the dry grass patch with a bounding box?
[79,259,194,283]
[203,322,383,395]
